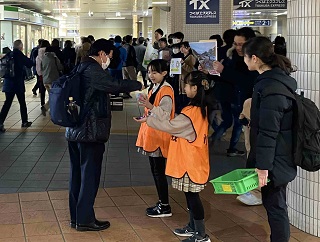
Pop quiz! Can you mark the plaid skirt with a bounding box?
[171,173,206,192]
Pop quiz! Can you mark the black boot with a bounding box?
[194,219,206,238]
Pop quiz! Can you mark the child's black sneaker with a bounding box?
[146,201,161,214]
[146,203,172,218]
[181,233,211,242]
[173,224,194,237]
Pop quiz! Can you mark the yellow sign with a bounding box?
[222,184,233,192]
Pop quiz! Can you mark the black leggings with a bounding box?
[185,192,204,220]
[149,157,169,204]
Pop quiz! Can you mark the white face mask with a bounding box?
[101,57,111,70]
[173,48,179,54]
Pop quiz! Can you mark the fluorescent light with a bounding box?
[254,11,261,14]
[105,17,126,20]
[62,13,68,17]
[276,11,287,16]
[138,20,143,23]
[42,9,51,13]
[153,1,168,4]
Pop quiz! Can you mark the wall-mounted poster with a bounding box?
[190,40,218,75]
[186,0,220,24]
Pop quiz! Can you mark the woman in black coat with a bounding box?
[243,36,297,242]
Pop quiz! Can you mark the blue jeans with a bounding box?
[211,102,243,150]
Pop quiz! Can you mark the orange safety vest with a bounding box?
[166,106,209,184]
[136,84,175,158]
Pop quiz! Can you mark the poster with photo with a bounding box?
[190,40,218,75]
[170,58,182,75]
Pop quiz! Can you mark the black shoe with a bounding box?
[146,203,172,218]
[146,201,161,214]
[70,221,76,229]
[227,149,245,157]
[76,219,110,231]
[32,89,37,96]
[41,106,46,116]
[21,121,32,128]
[0,124,5,133]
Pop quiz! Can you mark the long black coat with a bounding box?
[65,57,142,143]
[247,67,297,186]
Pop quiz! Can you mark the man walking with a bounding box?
[0,40,33,132]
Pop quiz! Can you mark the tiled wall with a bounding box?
[287,0,320,237]
[167,0,232,41]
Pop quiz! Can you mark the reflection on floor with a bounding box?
[0,79,318,241]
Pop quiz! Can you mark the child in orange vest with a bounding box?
[135,59,175,218]
[135,71,211,242]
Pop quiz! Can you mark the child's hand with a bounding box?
[138,95,153,110]
[133,116,147,123]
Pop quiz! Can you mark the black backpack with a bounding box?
[261,81,320,172]
[0,52,14,78]
[108,46,122,69]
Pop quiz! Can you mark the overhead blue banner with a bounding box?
[234,0,287,10]
[186,0,220,24]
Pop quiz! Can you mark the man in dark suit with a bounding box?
[0,39,33,132]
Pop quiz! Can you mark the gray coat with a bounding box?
[134,44,147,71]
[41,52,63,84]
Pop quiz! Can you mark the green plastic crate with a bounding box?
[209,169,259,195]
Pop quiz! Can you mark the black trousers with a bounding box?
[185,192,204,220]
[0,92,28,124]
[262,182,290,242]
[149,157,169,204]
[68,141,105,224]
[38,75,46,106]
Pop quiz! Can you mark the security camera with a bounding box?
[88,11,93,17]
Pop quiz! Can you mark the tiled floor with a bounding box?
[0,79,318,241]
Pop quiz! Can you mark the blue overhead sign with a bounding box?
[186,0,220,24]
[234,0,287,10]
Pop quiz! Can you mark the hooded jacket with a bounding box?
[36,47,46,76]
[65,57,142,143]
[247,67,297,186]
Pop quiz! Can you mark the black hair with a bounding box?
[89,38,115,56]
[88,35,95,42]
[124,35,133,44]
[242,36,293,74]
[64,40,72,48]
[138,37,145,44]
[173,32,184,41]
[159,38,167,44]
[171,43,181,49]
[38,39,44,46]
[114,35,122,43]
[155,28,164,36]
[235,27,256,41]
[51,39,60,48]
[209,34,223,47]
[223,29,237,46]
[147,59,168,105]
[40,40,50,48]
[180,41,193,55]
[184,71,209,119]
[45,46,55,52]
[274,36,287,56]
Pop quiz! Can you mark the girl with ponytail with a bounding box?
[243,36,297,242]
[135,71,212,242]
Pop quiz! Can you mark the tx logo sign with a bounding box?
[239,0,254,7]
[189,0,210,10]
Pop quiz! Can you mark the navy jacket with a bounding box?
[248,67,297,186]
[65,57,142,143]
[221,50,258,106]
[2,48,33,93]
